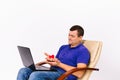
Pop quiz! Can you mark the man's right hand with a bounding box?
[45,53,55,62]
[45,53,61,66]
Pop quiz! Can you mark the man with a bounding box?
[17,25,90,80]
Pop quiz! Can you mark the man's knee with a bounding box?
[29,72,43,80]
[18,67,32,75]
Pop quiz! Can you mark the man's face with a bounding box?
[68,30,82,47]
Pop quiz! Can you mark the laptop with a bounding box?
[17,46,55,71]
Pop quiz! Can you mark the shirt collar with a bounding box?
[69,43,82,49]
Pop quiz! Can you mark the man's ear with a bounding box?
[79,36,83,41]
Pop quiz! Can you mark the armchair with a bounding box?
[57,40,103,80]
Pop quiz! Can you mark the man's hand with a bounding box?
[47,58,61,66]
[44,53,61,66]
[44,53,55,62]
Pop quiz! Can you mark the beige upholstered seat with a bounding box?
[80,40,103,80]
[57,40,103,80]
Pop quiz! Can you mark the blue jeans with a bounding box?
[17,67,63,80]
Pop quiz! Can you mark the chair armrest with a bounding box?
[57,67,99,80]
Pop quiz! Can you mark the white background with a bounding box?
[0,0,120,80]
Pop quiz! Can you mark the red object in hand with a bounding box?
[49,55,54,58]
[51,55,54,58]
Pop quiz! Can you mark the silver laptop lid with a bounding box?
[17,46,34,67]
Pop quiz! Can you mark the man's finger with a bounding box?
[44,53,49,56]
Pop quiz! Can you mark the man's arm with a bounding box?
[57,62,87,78]
[35,61,47,66]
[47,58,87,78]
[45,53,87,78]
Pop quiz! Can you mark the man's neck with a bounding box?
[70,42,81,48]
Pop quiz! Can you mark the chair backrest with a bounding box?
[79,40,103,80]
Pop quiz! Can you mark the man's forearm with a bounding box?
[36,61,47,66]
[57,62,75,71]
[57,62,85,78]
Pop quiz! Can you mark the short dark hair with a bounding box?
[70,25,84,37]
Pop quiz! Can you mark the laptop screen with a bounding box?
[17,46,35,68]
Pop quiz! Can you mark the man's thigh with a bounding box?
[29,71,62,80]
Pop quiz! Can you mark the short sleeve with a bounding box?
[77,48,90,65]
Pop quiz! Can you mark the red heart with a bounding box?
[51,55,54,58]
[49,55,54,58]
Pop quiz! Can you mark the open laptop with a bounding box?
[17,46,55,71]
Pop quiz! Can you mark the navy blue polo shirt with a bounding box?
[52,43,90,80]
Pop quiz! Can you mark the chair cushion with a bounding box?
[82,40,101,62]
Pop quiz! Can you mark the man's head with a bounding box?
[68,25,84,47]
